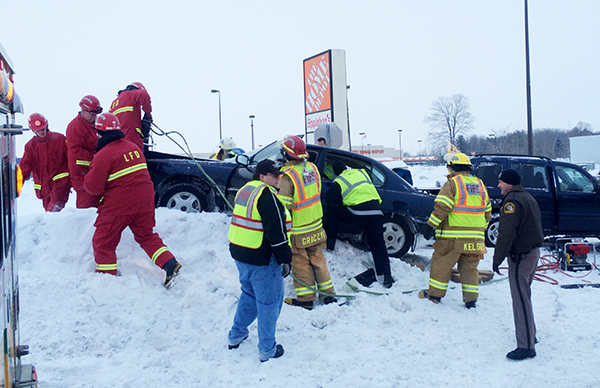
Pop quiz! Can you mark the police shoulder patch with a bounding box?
[504,202,515,213]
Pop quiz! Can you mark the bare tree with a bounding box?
[424,94,474,149]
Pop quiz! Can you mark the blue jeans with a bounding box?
[228,257,283,360]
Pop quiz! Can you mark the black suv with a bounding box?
[145,140,436,258]
[470,154,600,246]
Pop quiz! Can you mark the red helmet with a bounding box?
[128,82,146,91]
[282,135,308,160]
[28,113,48,131]
[79,95,103,114]
[94,113,121,131]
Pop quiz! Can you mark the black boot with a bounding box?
[506,348,536,360]
[163,258,182,289]
[383,274,395,288]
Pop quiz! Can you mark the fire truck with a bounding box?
[0,42,37,387]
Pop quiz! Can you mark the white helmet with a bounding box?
[219,137,236,150]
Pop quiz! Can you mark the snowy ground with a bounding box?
[16,165,600,387]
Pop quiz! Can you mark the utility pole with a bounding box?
[524,0,533,155]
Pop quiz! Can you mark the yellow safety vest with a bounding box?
[334,169,381,206]
[228,180,291,249]
[279,162,323,234]
[435,174,490,239]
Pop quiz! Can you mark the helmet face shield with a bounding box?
[79,95,102,114]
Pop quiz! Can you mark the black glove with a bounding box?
[492,262,500,275]
[141,114,152,137]
[281,263,291,278]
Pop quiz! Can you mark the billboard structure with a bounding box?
[303,49,350,150]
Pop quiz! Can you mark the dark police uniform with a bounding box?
[493,184,543,352]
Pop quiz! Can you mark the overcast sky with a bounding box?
[5,0,599,156]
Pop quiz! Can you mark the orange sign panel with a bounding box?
[304,52,331,114]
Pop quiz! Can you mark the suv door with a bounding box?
[554,164,600,233]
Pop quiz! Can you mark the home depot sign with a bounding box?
[303,49,350,150]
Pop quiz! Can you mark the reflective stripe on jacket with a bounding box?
[430,174,491,239]
[83,139,155,215]
[66,113,97,192]
[229,180,291,249]
[19,130,71,207]
[109,89,152,151]
[334,169,381,207]
[279,161,323,234]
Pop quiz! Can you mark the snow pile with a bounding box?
[16,180,600,387]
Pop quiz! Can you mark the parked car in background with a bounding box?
[379,159,413,185]
[146,139,436,258]
[470,154,600,246]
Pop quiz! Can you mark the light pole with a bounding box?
[210,89,222,140]
[249,115,255,150]
[398,129,402,159]
[417,139,422,157]
[524,0,533,155]
[359,132,365,153]
[367,143,371,156]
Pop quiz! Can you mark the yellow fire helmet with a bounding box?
[447,152,472,167]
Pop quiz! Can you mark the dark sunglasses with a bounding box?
[86,108,103,114]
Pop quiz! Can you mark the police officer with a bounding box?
[493,169,543,361]
[324,159,394,288]
[419,153,491,308]
[278,135,335,309]
[227,159,292,362]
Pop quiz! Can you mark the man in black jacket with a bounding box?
[227,160,292,362]
[493,169,544,361]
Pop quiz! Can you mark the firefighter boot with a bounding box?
[418,290,441,304]
[163,258,182,289]
[284,298,313,310]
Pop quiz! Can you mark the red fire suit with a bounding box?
[109,89,152,151]
[83,137,174,275]
[66,113,102,208]
[19,130,71,212]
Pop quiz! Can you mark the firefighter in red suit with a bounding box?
[19,113,71,212]
[109,82,152,152]
[84,113,181,289]
[66,95,104,208]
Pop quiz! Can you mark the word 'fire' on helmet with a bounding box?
[79,95,103,114]
[94,113,121,132]
[282,135,308,160]
[28,113,48,131]
[219,137,236,150]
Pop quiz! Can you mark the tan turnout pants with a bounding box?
[291,242,334,302]
[427,239,482,303]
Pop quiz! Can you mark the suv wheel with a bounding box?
[485,215,500,247]
[383,215,414,258]
[158,183,207,213]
